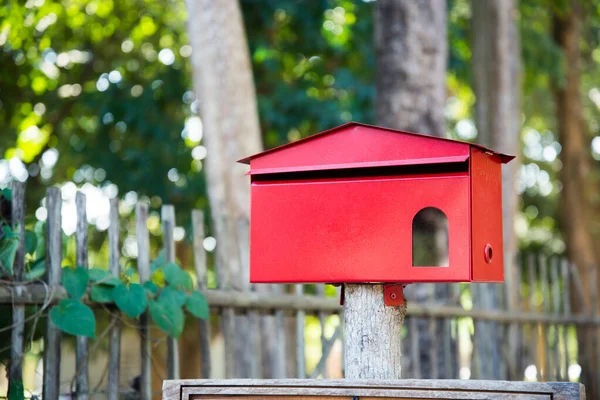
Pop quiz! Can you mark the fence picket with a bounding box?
[136,202,152,400]
[428,285,439,379]
[409,316,421,379]
[162,205,180,379]
[107,198,121,400]
[526,254,538,379]
[273,284,287,378]
[43,187,62,400]
[75,192,89,399]
[550,257,561,380]
[539,254,551,381]
[295,284,306,378]
[192,210,211,379]
[316,284,327,378]
[506,254,522,380]
[561,259,571,381]
[8,182,25,399]
[590,264,600,395]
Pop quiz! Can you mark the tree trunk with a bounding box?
[471,0,521,380]
[373,0,454,379]
[553,1,598,396]
[185,0,264,378]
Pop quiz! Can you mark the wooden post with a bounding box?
[75,192,89,400]
[192,210,211,379]
[162,205,180,379]
[8,182,25,398]
[136,203,152,400]
[43,187,62,400]
[107,198,121,400]
[343,284,406,379]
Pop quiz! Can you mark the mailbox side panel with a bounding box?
[470,148,505,282]
[250,174,471,283]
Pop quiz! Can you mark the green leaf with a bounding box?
[24,230,36,255]
[50,299,96,338]
[113,283,147,318]
[2,188,12,201]
[89,268,121,285]
[3,225,18,240]
[163,262,193,290]
[25,259,46,280]
[159,285,186,306]
[90,285,115,303]
[89,267,109,282]
[185,291,209,319]
[62,266,89,299]
[149,298,185,338]
[34,221,45,259]
[8,378,24,400]
[150,249,166,272]
[0,237,19,275]
[143,281,159,296]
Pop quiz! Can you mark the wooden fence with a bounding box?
[1,182,599,399]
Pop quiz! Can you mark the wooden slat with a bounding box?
[506,253,522,380]
[316,284,327,378]
[162,205,180,379]
[550,257,561,380]
[43,187,62,400]
[8,182,25,398]
[236,217,256,378]
[428,285,439,379]
[539,254,551,381]
[192,210,211,379]
[75,192,89,399]
[273,284,287,378]
[590,264,600,394]
[107,198,121,400]
[561,259,571,381]
[294,284,306,379]
[527,254,538,377]
[136,202,152,400]
[408,316,421,379]
[214,215,235,378]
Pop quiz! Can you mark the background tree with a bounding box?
[553,0,598,395]
[375,0,454,378]
[471,0,521,380]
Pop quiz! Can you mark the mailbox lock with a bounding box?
[484,244,493,264]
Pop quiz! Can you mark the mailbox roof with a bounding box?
[239,122,514,175]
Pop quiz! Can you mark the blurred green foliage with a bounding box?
[1,0,600,255]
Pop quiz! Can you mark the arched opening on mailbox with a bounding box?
[412,207,449,267]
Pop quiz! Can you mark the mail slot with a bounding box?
[239,122,514,284]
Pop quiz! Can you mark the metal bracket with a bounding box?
[383,284,406,307]
[338,283,406,307]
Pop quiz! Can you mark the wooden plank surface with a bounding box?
[162,379,584,400]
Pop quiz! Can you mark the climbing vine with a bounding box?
[0,189,209,341]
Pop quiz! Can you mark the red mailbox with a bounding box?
[239,122,514,284]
